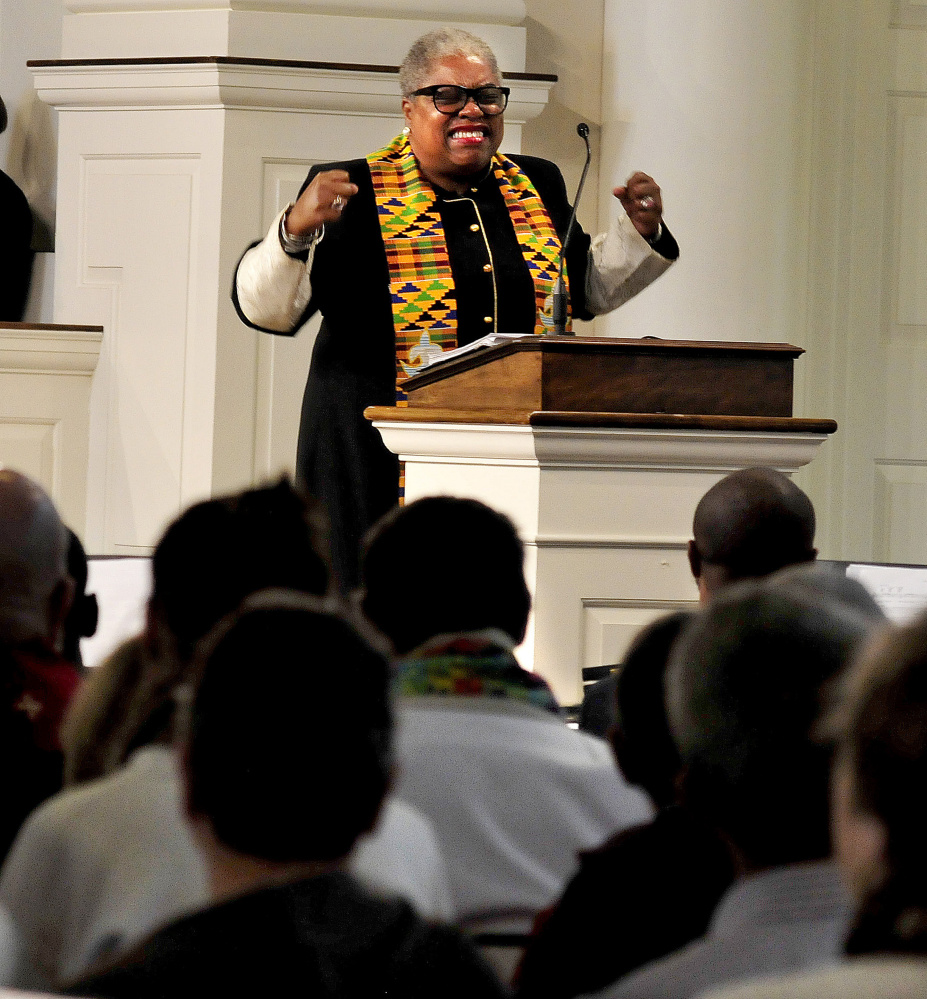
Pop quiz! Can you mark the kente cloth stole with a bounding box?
[395,638,562,717]
[367,133,571,399]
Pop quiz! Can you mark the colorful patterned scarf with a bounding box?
[367,133,571,397]
[394,632,562,716]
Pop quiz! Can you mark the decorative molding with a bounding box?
[30,59,554,121]
[0,326,103,374]
[874,460,927,563]
[56,14,528,68]
[373,421,834,471]
[886,94,927,334]
[580,597,697,671]
[0,419,58,487]
[77,154,199,551]
[582,596,696,610]
[63,0,528,22]
[534,535,690,549]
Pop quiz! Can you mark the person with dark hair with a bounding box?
[0,96,34,322]
[69,594,506,999]
[0,479,330,987]
[581,468,818,739]
[589,582,873,999]
[699,612,927,998]
[688,467,817,602]
[361,494,531,654]
[515,613,734,999]
[361,496,651,957]
[233,27,677,591]
[61,529,99,670]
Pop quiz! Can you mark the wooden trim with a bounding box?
[26,56,557,83]
[528,412,838,433]
[366,406,533,425]
[365,406,838,435]
[0,321,104,333]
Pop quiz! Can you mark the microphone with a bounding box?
[551,122,592,336]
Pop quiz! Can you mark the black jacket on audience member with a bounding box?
[70,871,509,999]
[515,806,734,999]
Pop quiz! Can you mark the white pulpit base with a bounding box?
[372,416,833,705]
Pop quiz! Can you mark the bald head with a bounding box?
[688,468,816,601]
[0,469,71,647]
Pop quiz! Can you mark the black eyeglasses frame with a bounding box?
[408,85,511,116]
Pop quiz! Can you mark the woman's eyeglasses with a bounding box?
[409,85,510,116]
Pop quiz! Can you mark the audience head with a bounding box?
[768,561,885,625]
[62,528,99,667]
[182,592,392,864]
[829,613,927,954]
[0,96,7,135]
[118,477,328,753]
[150,476,329,663]
[0,468,73,650]
[610,611,692,809]
[667,581,872,871]
[361,495,531,654]
[688,468,817,602]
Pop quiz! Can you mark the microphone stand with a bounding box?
[551,123,592,336]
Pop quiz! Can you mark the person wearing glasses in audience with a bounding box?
[233,27,678,590]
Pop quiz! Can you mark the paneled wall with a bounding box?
[796,1,927,564]
[876,11,927,562]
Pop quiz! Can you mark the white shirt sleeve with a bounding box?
[234,208,320,333]
[584,211,675,316]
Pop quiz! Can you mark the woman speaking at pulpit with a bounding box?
[233,27,678,589]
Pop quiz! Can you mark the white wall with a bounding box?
[599,1,811,343]
[522,0,605,241]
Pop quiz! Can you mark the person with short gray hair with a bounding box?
[398,27,499,96]
[584,581,874,999]
[234,26,679,590]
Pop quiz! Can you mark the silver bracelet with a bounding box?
[279,204,323,255]
[646,222,664,246]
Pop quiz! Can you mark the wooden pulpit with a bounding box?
[366,337,837,705]
[399,336,802,419]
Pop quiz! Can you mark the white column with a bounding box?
[598,2,811,343]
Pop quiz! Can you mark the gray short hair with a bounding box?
[666,579,874,865]
[399,28,500,97]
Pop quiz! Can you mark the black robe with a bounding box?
[233,154,677,589]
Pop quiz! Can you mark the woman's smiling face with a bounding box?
[402,52,505,194]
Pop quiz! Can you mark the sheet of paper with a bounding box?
[80,556,152,668]
[417,332,529,370]
[846,563,927,623]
